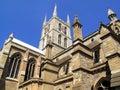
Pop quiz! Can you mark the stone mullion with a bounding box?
[93,52,95,63]
[34,59,39,78]
[13,58,19,78]
[9,57,16,77]
[30,63,34,78]
[39,56,42,78]
[27,63,31,80]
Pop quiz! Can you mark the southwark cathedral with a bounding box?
[0,5,120,90]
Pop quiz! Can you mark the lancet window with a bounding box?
[6,53,21,78]
[24,59,36,81]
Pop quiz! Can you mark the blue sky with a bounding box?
[0,0,120,49]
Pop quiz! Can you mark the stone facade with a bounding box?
[0,5,120,90]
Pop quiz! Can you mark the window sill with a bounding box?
[93,61,103,66]
[6,77,18,82]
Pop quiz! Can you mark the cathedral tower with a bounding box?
[72,16,83,42]
[39,4,72,56]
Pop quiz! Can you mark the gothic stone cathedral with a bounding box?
[0,5,120,90]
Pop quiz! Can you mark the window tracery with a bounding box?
[59,23,61,31]
[58,63,69,77]
[24,59,36,81]
[58,34,61,45]
[6,53,22,78]
[113,23,120,35]
[64,27,67,35]
[64,38,67,48]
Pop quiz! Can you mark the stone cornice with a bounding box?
[51,45,73,60]
[54,74,73,85]
[105,51,120,59]
[72,42,92,58]
[19,78,54,88]
[72,62,107,74]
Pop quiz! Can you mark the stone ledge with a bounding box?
[54,74,73,84]
[6,77,18,82]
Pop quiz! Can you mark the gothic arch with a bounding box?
[64,38,67,47]
[93,76,110,90]
[114,25,120,35]
[39,62,45,78]
[58,63,69,77]
[58,23,61,31]
[6,52,22,78]
[24,58,36,81]
[9,52,22,58]
[58,34,61,45]
[64,27,67,35]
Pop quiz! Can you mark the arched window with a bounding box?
[58,63,69,77]
[91,38,94,42]
[63,63,69,74]
[59,23,61,31]
[115,27,120,34]
[94,78,110,90]
[24,59,36,81]
[39,62,44,78]
[94,49,100,63]
[58,34,61,45]
[6,53,21,78]
[64,38,67,47]
[64,27,67,35]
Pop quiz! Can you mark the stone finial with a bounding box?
[53,4,57,17]
[108,8,115,16]
[72,16,83,41]
[67,14,70,26]
[43,15,47,26]
[4,33,14,45]
[72,15,82,27]
[108,8,117,21]
[9,33,14,38]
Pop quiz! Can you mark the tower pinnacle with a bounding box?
[108,8,115,16]
[72,16,83,41]
[72,15,82,27]
[67,14,70,26]
[43,15,47,26]
[9,33,14,38]
[108,8,117,21]
[53,4,57,17]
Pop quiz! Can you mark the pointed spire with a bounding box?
[108,8,117,21]
[72,15,83,41]
[43,15,47,26]
[9,33,14,38]
[72,15,82,27]
[67,14,70,26]
[4,33,14,45]
[53,4,57,17]
[108,8,115,16]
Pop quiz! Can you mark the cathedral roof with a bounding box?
[12,38,45,55]
[5,33,44,55]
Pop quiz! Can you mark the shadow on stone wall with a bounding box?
[0,79,5,90]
